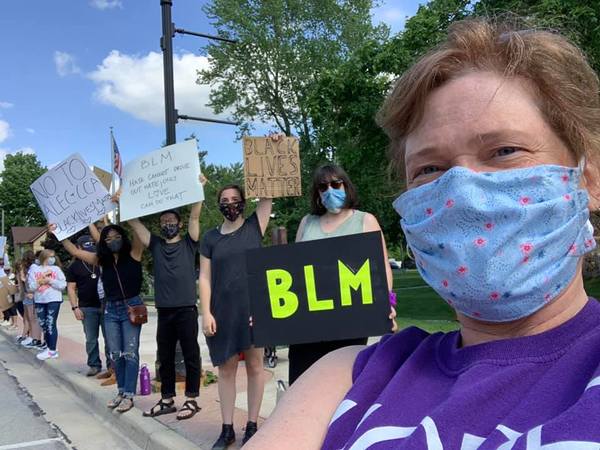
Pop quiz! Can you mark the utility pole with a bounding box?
[160,0,238,146]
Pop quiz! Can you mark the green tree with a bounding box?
[0,153,47,240]
[198,0,387,140]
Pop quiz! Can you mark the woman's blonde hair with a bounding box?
[377,18,600,178]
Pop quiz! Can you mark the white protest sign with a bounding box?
[30,153,114,241]
[0,237,5,258]
[119,139,204,221]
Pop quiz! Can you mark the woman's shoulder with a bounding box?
[352,327,435,381]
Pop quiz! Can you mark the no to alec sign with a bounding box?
[246,232,391,347]
[30,153,114,241]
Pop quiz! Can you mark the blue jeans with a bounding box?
[35,302,61,351]
[80,306,108,369]
[104,298,142,397]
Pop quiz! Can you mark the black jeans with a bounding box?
[156,306,201,398]
[288,337,368,385]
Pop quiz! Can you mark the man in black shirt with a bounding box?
[128,176,204,420]
[66,235,108,377]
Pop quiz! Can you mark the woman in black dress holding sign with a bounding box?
[199,183,272,450]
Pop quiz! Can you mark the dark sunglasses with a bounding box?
[317,179,344,193]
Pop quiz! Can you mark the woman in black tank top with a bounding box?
[57,223,145,413]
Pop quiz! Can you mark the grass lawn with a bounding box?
[393,270,600,333]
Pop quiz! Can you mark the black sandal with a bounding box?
[142,398,177,417]
[176,399,201,420]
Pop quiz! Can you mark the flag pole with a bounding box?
[110,126,117,224]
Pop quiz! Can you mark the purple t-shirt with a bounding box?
[322,299,600,449]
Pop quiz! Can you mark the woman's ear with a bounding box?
[584,161,600,211]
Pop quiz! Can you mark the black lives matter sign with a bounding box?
[243,136,302,198]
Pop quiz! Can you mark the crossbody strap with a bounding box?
[112,262,127,300]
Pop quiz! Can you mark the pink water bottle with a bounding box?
[139,364,151,396]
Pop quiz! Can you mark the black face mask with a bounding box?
[81,242,96,253]
[107,239,123,253]
[219,201,245,222]
[160,223,180,239]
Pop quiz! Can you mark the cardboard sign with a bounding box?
[246,232,390,347]
[0,277,17,311]
[93,166,113,191]
[30,154,114,241]
[0,237,5,258]
[120,140,204,221]
[243,136,301,198]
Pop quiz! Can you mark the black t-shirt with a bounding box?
[149,233,199,308]
[101,253,143,301]
[66,259,101,308]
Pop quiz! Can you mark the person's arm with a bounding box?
[26,267,38,293]
[245,345,363,450]
[67,282,84,320]
[130,230,145,262]
[128,218,151,248]
[295,215,309,243]
[255,198,273,236]
[364,213,397,331]
[61,238,98,265]
[199,255,216,335]
[88,222,101,243]
[188,174,207,242]
[48,268,67,291]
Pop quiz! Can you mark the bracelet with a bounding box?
[389,292,397,307]
[71,306,79,311]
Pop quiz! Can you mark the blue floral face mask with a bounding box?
[393,164,595,322]
[321,188,346,214]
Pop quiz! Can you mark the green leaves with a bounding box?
[0,153,47,236]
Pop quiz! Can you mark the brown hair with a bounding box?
[377,18,600,179]
[310,164,359,216]
[217,184,246,204]
[38,249,59,266]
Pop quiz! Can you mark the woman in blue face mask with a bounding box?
[287,164,396,385]
[246,19,600,450]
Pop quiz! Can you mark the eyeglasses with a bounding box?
[317,179,344,193]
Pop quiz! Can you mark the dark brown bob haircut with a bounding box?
[217,184,246,203]
[310,164,359,216]
[377,18,600,180]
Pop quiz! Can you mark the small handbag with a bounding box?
[113,263,148,325]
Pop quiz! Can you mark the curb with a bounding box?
[0,327,201,450]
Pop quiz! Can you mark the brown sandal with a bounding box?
[143,399,176,417]
[176,399,201,420]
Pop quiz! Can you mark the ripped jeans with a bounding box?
[35,302,61,351]
[104,298,142,397]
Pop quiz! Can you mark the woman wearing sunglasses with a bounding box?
[288,164,396,385]
[199,182,273,449]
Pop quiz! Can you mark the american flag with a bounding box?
[111,132,123,180]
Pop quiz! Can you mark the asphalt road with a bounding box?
[0,363,69,450]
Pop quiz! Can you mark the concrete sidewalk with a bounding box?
[0,304,289,450]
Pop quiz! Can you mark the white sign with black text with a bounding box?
[30,153,114,241]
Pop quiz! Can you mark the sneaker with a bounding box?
[36,349,58,360]
[211,424,235,450]
[36,342,48,351]
[20,337,33,347]
[23,338,40,348]
[86,367,101,377]
[242,421,258,445]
